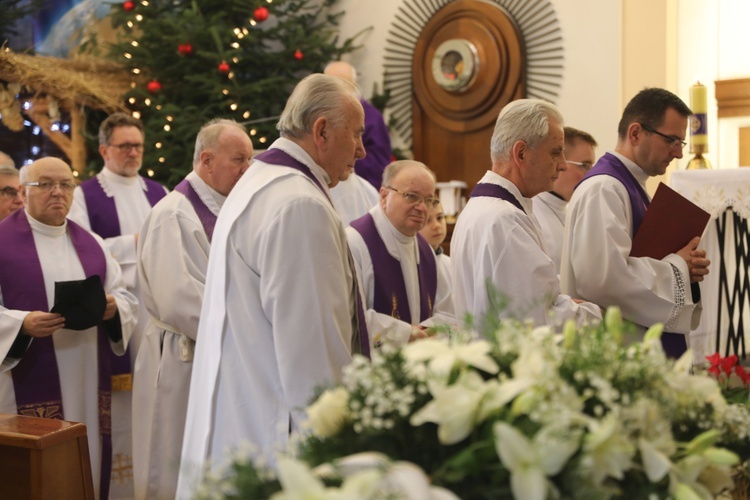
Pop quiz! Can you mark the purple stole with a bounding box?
[174,178,217,241]
[577,153,686,357]
[0,210,114,498]
[350,213,437,324]
[580,153,650,234]
[79,174,166,376]
[254,148,371,358]
[470,182,526,213]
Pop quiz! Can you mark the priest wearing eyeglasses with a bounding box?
[0,159,23,221]
[0,157,138,499]
[347,160,455,348]
[68,112,168,498]
[532,127,598,273]
[452,99,601,332]
[561,88,710,358]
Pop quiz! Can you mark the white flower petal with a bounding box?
[639,438,672,482]
[510,466,547,500]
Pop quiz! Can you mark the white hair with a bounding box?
[490,99,563,163]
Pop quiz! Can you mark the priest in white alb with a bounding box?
[0,157,137,499]
[451,99,601,332]
[68,113,168,496]
[132,119,253,500]
[177,74,369,498]
[561,88,710,357]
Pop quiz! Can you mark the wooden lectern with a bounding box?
[0,414,94,499]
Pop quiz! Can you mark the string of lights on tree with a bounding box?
[105,0,358,186]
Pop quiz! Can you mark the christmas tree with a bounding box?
[96,0,360,186]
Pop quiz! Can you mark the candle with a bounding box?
[689,81,708,149]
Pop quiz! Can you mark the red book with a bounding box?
[630,182,710,259]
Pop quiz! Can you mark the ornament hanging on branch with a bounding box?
[293,49,304,61]
[253,6,269,22]
[147,80,162,93]
[218,61,231,74]
[178,43,193,56]
[123,0,135,11]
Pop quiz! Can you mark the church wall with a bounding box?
[335,0,750,176]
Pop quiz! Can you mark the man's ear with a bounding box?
[312,116,328,148]
[200,150,212,171]
[512,140,527,164]
[627,122,641,145]
[98,144,109,162]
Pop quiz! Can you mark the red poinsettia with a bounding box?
[706,353,750,386]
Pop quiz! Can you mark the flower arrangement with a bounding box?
[200,308,750,499]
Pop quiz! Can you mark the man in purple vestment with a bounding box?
[347,160,455,348]
[0,157,138,499]
[325,61,392,190]
[562,88,711,357]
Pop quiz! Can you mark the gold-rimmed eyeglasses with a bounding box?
[384,186,439,208]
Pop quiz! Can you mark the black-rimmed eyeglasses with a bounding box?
[109,143,144,153]
[639,123,687,149]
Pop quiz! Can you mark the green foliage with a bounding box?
[91,0,360,186]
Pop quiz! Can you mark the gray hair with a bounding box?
[0,151,14,169]
[0,164,18,177]
[276,74,359,140]
[99,112,144,145]
[193,119,248,164]
[490,99,564,163]
[382,160,436,187]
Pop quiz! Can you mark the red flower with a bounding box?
[706,353,722,377]
[735,365,750,385]
[721,355,738,375]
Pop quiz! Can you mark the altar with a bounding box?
[670,168,750,364]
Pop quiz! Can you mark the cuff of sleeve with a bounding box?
[8,330,32,359]
[103,310,123,343]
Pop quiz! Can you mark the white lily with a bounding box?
[410,370,488,444]
[639,437,672,482]
[493,422,579,500]
[580,414,635,484]
[403,338,499,379]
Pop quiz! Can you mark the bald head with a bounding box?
[23,157,76,226]
[324,61,357,86]
[0,151,14,168]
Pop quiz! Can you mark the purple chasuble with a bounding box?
[470,182,525,213]
[254,148,371,358]
[577,153,686,358]
[79,174,166,376]
[0,210,114,498]
[350,213,437,324]
[355,99,392,190]
[174,178,217,241]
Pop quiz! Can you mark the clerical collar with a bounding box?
[549,191,565,201]
[609,150,650,188]
[101,165,140,186]
[25,210,67,237]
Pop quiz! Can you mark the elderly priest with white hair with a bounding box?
[0,157,137,499]
[177,73,369,497]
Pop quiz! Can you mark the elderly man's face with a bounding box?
[100,125,144,177]
[23,159,76,226]
[202,127,254,196]
[522,117,566,198]
[0,174,23,221]
[380,164,436,237]
[319,99,366,187]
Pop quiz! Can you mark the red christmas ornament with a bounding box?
[123,0,135,11]
[178,43,193,56]
[293,49,303,61]
[147,80,162,93]
[253,6,269,22]
[218,61,231,74]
